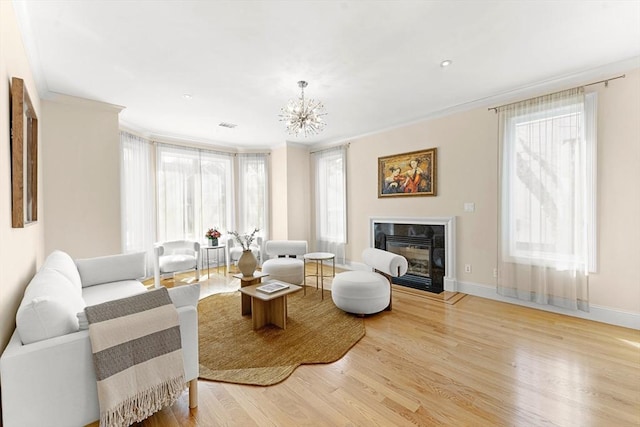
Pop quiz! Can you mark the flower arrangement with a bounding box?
[228,228,260,251]
[205,228,221,239]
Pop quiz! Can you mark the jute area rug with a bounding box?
[198,289,365,386]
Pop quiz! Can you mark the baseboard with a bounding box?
[340,261,638,329]
[456,280,640,330]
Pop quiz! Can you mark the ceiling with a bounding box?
[13,1,640,149]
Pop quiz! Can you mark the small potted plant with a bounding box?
[205,228,221,246]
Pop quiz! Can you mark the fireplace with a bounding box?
[370,217,456,294]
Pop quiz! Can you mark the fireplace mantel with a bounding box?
[369,217,457,292]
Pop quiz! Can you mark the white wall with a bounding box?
[340,68,640,326]
[42,95,123,259]
[0,0,44,352]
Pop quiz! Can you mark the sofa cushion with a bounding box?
[16,268,86,345]
[17,297,81,344]
[78,283,200,330]
[75,252,146,287]
[42,250,82,294]
[81,279,147,307]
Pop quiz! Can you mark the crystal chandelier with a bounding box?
[279,81,327,137]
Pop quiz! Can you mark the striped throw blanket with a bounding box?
[85,287,185,427]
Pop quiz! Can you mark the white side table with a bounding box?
[202,245,226,278]
[303,252,335,300]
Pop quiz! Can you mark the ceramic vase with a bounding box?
[238,250,257,277]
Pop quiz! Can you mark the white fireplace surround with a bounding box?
[369,217,457,292]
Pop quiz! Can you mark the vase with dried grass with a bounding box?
[229,228,260,277]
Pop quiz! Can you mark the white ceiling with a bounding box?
[13,0,640,149]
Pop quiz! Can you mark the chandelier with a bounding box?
[279,81,327,137]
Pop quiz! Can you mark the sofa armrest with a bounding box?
[177,305,199,382]
[1,301,200,427]
[0,329,100,427]
[75,252,146,287]
[168,284,200,308]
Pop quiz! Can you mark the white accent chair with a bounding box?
[331,248,408,315]
[225,235,263,272]
[261,240,308,285]
[153,240,201,288]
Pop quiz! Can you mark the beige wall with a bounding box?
[346,107,498,283]
[589,69,640,312]
[270,145,288,239]
[343,68,640,316]
[286,144,310,241]
[42,95,123,259]
[0,0,44,352]
[270,143,310,241]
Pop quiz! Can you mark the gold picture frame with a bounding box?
[10,77,38,228]
[378,148,437,198]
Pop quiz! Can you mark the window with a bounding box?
[502,92,596,270]
[237,153,269,237]
[156,144,233,242]
[120,131,155,274]
[497,88,594,312]
[313,146,347,261]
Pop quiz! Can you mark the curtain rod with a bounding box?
[154,140,269,156]
[488,74,626,113]
[310,142,350,155]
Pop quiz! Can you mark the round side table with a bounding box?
[303,252,335,300]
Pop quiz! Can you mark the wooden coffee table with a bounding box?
[233,271,269,315]
[238,282,302,330]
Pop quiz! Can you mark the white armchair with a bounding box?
[225,235,263,272]
[331,248,408,315]
[260,240,308,284]
[154,240,201,288]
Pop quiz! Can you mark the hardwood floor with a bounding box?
[137,267,640,426]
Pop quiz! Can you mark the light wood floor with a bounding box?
[133,266,639,426]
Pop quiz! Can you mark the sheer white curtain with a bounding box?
[313,146,347,263]
[200,149,234,237]
[156,144,233,243]
[237,153,269,239]
[120,131,155,276]
[497,88,595,311]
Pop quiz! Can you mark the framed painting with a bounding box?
[10,77,39,227]
[378,147,437,198]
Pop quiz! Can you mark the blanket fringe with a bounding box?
[100,375,185,427]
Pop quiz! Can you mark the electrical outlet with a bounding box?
[464,202,475,212]
[464,264,472,273]
[493,268,498,277]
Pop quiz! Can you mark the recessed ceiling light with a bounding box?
[440,59,452,68]
[182,93,193,100]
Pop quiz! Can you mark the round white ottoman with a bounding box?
[331,271,390,315]
[261,258,304,284]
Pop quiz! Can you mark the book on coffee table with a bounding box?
[256,281,290,294]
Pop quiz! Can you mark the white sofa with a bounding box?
[0,250,200,427]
